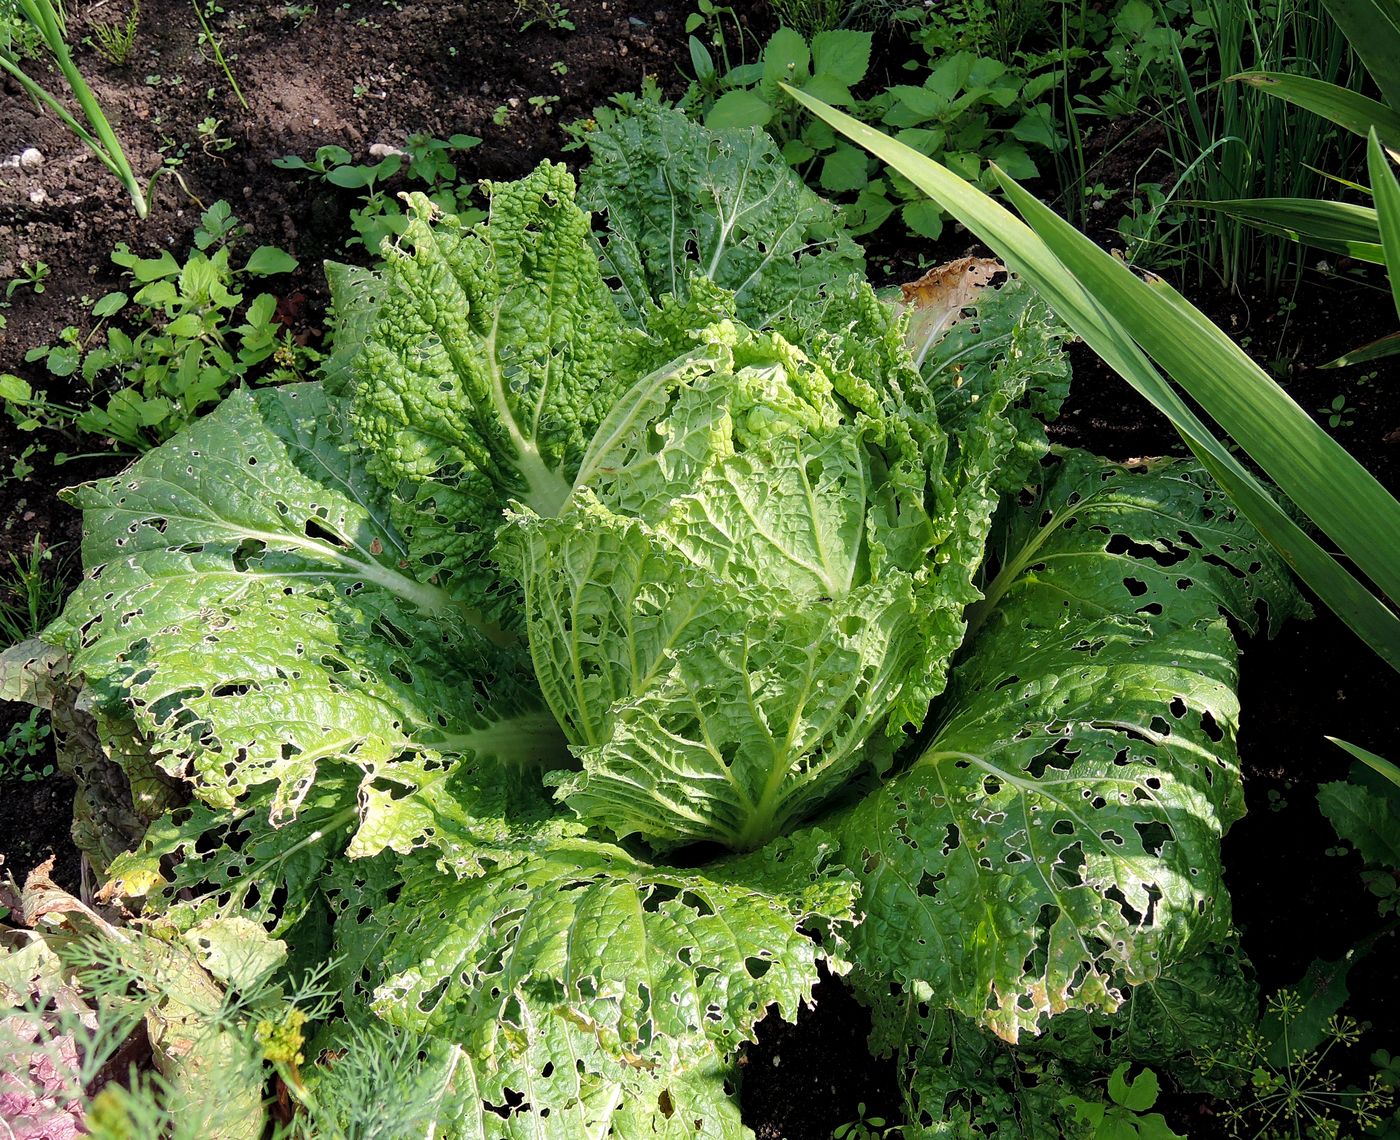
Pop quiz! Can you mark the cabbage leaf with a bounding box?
[836,450,1306,1042]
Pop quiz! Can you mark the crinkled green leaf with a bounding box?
[1031,945,1258,1095]
[101,768,359,936]
[505,322,974,850]
[866,1001,1080,1139]
[326,831,851,1134]
[321,260,385,395]
[835,450,1306,1042]
[351,169,641,621]
[367,834,852,1057]
[581,102,864,329]
[43,384,561,824]
[917,278,1070,493]
[306,1015,753,1139]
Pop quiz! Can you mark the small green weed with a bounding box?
[514,0,572,31]
[85,0,139,66]
[0,0,48,59]
[0,201,312,453]
[273,132,483,252]
[1319,395,1356,430]
[768,0,902,37]
[6,260,49,298]
[833,1101,899,1139]
[0,707,55,783]
[1061,1064,1184,1139]
[0,535,68,644]
[196,115,234,154]
[528,92,560,115]
[683,22,1062,242]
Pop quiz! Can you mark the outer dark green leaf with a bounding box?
[866,1002,1081,1139]
[101,768,360,937]
[915,278,1069,494]
[1030,946,1257,1095]
[326,829,853,1136]
[581,102,863,329]
[834,450,1306,1042]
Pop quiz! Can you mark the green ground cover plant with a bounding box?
[273,132,484,253]
[685,20,1064,241]
[0,200,309,455]
[0,100,1312,1135]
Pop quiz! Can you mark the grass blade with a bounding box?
[1327,736,1400,789]
[1368,127,1400,322]
[1321,329,1400,368]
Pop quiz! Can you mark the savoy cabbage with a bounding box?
[0,102,1306,1136]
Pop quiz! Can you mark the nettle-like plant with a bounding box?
[1,102,1306,1136]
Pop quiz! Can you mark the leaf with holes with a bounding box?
[350,166,647,625]
[581,101,864,329]
[327,828,854,1135]
[45,383,563,825]
[1029,944,1258,1095]
[833,449,1306,1042]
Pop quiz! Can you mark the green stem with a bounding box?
[191,0,248,110]
[8,0,148,217]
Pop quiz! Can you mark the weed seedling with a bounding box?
[0,201,311,452]
[6,261,49,297]
[528,93,560,115]
[0,534,69,643]
[515,0,573,31]
[85,0,139,65]
[1319,395,1356,429]
[273,133,482,251]
[0,707,55,783]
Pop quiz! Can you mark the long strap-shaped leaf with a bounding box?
[782,86,1400,671]
[1193,197,1383,263]
[1370,128,1400,322]
[9,0,148,218]
[1233,72,1400,149]
[1320,0,1400,112]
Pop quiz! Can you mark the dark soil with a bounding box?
[2,2,1398,1137]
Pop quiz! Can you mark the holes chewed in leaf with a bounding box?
[1201,710,1224,742]
[1105,532,1190,567]
[1134,820,1173,855]
[304,517,347,547]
